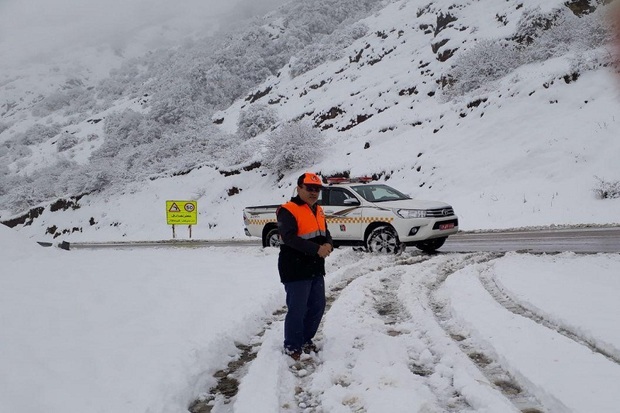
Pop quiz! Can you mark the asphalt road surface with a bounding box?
[442,227,620,254]
[49,227,620,253]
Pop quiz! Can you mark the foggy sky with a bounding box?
[0,0,286,70]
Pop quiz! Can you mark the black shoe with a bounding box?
[302,342,319,354]
[284,348,302,361]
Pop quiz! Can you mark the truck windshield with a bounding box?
[350,184,410,202]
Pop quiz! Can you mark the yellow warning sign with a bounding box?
[166,200,198,225]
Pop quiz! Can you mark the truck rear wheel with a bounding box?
[264,227,281,248]
[366,225,404,254]
[415,237,446,253]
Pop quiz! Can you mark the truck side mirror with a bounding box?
[343,198,360,206]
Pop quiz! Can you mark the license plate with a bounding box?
[439,223,455,230]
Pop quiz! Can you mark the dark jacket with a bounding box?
[276,196,332,283]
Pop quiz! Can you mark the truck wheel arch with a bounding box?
[364,222,396,242]
[263,224,280,248]
[364,222,403,254]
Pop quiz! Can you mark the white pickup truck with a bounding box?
[243,178,459,253]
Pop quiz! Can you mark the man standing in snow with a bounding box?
[276,172,333,361]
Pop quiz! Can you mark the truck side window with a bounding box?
[329,189,356,206]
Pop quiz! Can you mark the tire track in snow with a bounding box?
[285,253,435,413]
[291,252,525,412]
[427,252,550,413]
[478,259,620,366]
[370,265,473,412]
[188,251,404,413]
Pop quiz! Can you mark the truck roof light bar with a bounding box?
[326,176,374,184]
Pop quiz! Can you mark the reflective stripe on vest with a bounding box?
[281,201,327,239]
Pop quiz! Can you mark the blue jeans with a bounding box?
[283,276,326,352]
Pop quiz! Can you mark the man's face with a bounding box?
[298,184,322,205]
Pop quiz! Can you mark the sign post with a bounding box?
[166,200,198,239]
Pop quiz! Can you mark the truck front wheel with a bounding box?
[264,227,281,248]
[366,225,404,254]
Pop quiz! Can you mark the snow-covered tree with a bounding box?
[264,120,325,173]
[445,40,520,97]
[290,22,368,78]
[32,85,96,117]
[56,132,79,152]
[19,123,61,146]
[594,176,620,199]
[0,0,385,213]
[444,4,609,98]
[237,104,279,139]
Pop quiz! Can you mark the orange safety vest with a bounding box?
[280,201,327,240]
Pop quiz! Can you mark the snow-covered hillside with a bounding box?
[1,0,619,243]
[2,2,620,412]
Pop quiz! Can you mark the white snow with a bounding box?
[1,0,620,412]
[0,223,283,413]
[1,224,619,413]
[443,253,620,413]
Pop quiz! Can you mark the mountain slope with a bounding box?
[2,0,619,242]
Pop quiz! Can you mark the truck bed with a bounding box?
[244,205,280,211]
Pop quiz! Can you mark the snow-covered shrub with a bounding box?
[19,124,61,145]
[290,22,369,78]
[148,82,208,125]
[56,132,79,152]
[2,180,39,212]
[63,87,98,116]
[445,40,520,97]
[31,159,78,199]
[0,164,9,195]
[67,161,116,194]
[513,7,564,46]
[8,143,32,163]
[93,113,237,185]
[237,103,279,139]
[99,109,163,158]
[515,4,609,45]
[519,7,609,62]
[445,4,610,97]
[31,91,72,117]
[264,121,325,173]
[572,8,609,50]
[31,87,96,117]
[97,61,145,101]
[0,157,75,212]
[223,139,261,166]
[103,109,144,143]
[143,123,240,175]
[0,122,10,135]
[593,177,620,199]
[569,50,608,75]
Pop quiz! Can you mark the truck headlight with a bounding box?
[394,209,426,219]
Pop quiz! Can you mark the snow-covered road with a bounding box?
[190,251,620,413]
[2,224,619,413]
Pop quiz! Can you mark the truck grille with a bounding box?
[426,207,454,218]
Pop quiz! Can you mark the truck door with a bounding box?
[321,188,362,240]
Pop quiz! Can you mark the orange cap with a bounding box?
[299,172,323,186]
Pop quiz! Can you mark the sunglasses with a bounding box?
[303,185,323,193]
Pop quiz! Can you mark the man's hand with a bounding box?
[317,243,332,258]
